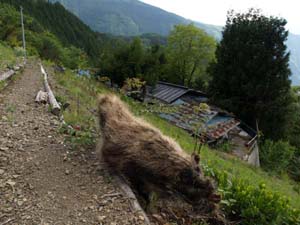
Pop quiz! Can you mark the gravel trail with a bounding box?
[0,61,147,225]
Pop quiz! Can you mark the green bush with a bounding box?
[61,46,88,69]
[289,157,300,182]
[202,164,300,225]
[260,140,295,174]
[216,141,233,153]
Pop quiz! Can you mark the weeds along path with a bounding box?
[0,60,147,225]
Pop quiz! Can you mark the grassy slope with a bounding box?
[0,43,18,90]
[51,68,300,209]
[0,43,16,70]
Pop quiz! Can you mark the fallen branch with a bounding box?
[0,70,15,82]
[40,64,61,116]
[112,174,151,225]
[35,90,48,104]
[0,60,26,82]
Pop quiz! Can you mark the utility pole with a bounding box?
[20,6,26,59]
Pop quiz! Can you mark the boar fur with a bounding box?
[97,94,221,211]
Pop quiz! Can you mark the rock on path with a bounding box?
[0,61,147,225]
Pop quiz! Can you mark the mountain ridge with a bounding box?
[50,0,299,84]
[49,0,222,38]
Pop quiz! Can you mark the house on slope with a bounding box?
[146,81,260,167]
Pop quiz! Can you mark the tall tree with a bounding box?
[101,38,145,86]
[142,44,167,86]
[209,9,292,140]
[166,24,216,88]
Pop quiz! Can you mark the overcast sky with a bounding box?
[141,0,300,34]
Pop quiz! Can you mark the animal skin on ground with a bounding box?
[96,94,221,213]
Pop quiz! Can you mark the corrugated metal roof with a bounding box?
[148,81,207,104]
[150,82,189,103]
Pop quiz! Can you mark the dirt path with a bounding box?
[0,61,147,225]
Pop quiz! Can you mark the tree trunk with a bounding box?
[187,61,198,87]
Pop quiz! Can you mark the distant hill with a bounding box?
[50,0,299,84]
[49,0,222,38]
[0,0,101,61]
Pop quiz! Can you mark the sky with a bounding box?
[140,0,300,34]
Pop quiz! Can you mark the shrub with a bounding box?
[122,78,146,92]
[61,46,88,69]
[216,141,233,153]
[202,164,300,225]
[288,148,300,182]
[260,140,295,174]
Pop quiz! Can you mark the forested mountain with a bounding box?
[49,0,300,85]
[0,0,101,61]
[49,0,222,38]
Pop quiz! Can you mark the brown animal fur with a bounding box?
[97,94,221,211]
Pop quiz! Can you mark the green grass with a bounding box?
[0,81,6,90]
[0,42,17,70]
[0,43,23,91]
[52,67,300,210]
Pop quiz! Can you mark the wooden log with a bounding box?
[0,70,15,82]
[112,174,151,225]
[40,64,61,116]
[35,90,48,104]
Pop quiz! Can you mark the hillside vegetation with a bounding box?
[50,65,300,224]
[0,43,18,70]
[0,42,23,90]
[0,2,93,68]
[0,0,101,63]
[1,0,300,223]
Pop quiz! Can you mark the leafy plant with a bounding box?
[202,164,300,225]
[216,141,233,153]
[260,140,295,174]
[122,77,146,91]
[59,123,95,149]
[0,81,6,90]
[288,148,300,182]
[5,104,16,113]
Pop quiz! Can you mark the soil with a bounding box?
[0,61,147,225]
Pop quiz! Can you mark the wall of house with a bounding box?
[246,142,260,167]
